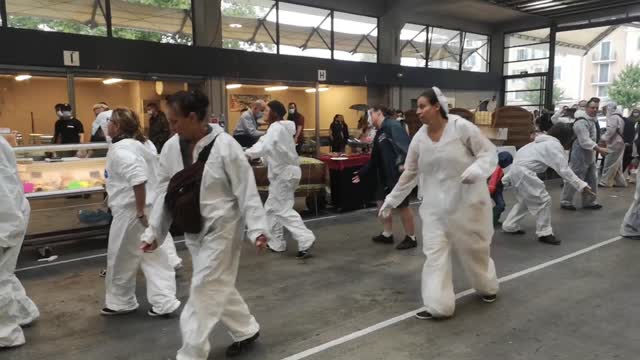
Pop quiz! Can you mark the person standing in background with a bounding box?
[329,114,349,153]
[395,110,410,135]
[233,100,266,148]
[598,101,627,188]
[287,102,305,153]
[146,103,171,153]
[53,103,84,144]
[91,102,110,143]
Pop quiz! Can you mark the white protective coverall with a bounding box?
[0,136,39,347]
[502,135,588,237]
[381,115,499,317]
[560,110,599,208]
[142,124,269,360]
[621,168,640,237]
[599,102,627,188]
[245,120,315,252]
[104,138,180,314]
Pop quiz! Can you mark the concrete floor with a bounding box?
[5,180,640,360]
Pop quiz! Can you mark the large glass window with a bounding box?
[598,63,610,83]
[400,23,427,67]
[428,27,462,70]
[332,12,377,63]
[504,29,550,76]
[221,0,277,53]
[462,32,489,72]
[110,0,193,45]
[277,2,332,59]
[504,75,547,110]
[6,0,108,36]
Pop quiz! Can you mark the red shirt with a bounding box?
[488,166,504,195]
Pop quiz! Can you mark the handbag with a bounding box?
[165,134,220,234]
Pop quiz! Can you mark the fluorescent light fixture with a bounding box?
[229,23,243,28]
[265,86,289,91]
[226,83,242,89]
[305,87,330,93]
[103,78,123,85]
[15,75,32,81]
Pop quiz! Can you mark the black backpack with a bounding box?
[621,115,635,145]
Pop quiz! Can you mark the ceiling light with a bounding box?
[15,75,32,81]
[229,23,242,28]
[305,88,330,93]
[103,78,123,85]
[265,86,289,91]
[226,83,242,89]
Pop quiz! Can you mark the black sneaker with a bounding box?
[100,307,136,316]
[504,230,526,235]
[584,204,603,210]
[538,235,561,245]
[415,311,433,320]
[481,294,498,303]
[396,236,417,250]
[226,332,260,357]
[147,309,174,318]
[372,233,394,244]
[561,204,577,211]
[296,250,313,260]
[267,245,285,253]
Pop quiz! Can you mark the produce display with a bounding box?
[16,158,106,194]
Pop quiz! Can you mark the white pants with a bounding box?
[105,207,180,314]
[265,177,315,252]
[177,219,259,360]
[502,172,553,237]
[600,144,627,187]
[420,209,499,317]
[162,233,183,269]
[0,245,39,348]
[621,171,640,237]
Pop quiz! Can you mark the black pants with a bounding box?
[492,190,505,224]
[623,144,633,172]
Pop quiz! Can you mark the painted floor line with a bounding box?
[279,235,623,360]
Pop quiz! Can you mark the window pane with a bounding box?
[462,32,489,72]
[504,43,550,62]
[505,28,550,47]
[332,12,377,63]
[400,23,427,67]
[505,90,544,105]
[7,0,107,36]
[599,63,610,82]
[428,27,461,69]
[222,0,277,53]
[504,59,549,75]
[111,0,193,45]
[278,2,332,59]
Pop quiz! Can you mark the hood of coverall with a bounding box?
[497,151,513,169]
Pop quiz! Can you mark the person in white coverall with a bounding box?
[560,100,609,210]
[0,137,40,348]
[379,87,499,320]
[140,90,269,360]
[101,108,181,317]
[620,156,640,239]
[502,123,594,245]
[245,100,316,259]
[599,101,627,188]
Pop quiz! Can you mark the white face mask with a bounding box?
[56,111,63,117]
[62,111,72,118]
[147,111,154,116]
[289,108,295,114]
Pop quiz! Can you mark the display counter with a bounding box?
[13,143,110,246]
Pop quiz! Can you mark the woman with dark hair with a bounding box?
[287,102,305,152]
[502,123,594,245]
[246,100,316,259]
[379,87,499,319]
[101,108,180,317]
[141,90,269,360]
[330,114,349,153]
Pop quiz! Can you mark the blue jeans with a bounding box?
[492,190,505,223]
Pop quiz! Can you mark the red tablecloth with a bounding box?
[318,154,371,171]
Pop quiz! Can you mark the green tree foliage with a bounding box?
[221,0,276,52]
[609,65,640,110]
[8,0,192,44]
[523,77,566,106]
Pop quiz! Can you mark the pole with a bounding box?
[315,81,320,158]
